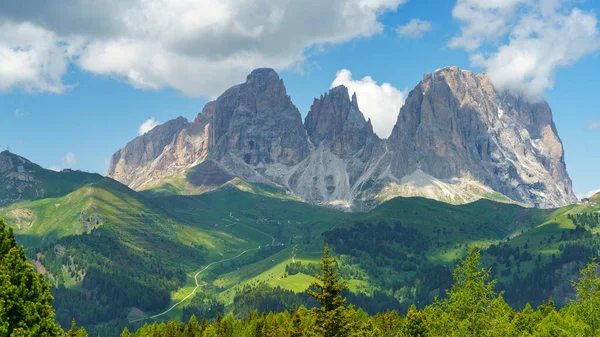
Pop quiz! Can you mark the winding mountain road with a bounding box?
[291,244,298,263]
[129,247,259,323]
[129,212,280,323]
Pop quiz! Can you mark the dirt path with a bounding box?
[224,213,275,245]
[291,244,298,263]
[130,213,279,323]
[129,247,259,323]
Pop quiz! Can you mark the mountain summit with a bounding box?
[387,67,576,208]
[1,151,102,206]
[107,67,576,209]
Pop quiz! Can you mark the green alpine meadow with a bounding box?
[2,1,600,335]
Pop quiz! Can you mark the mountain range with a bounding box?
[107,66,577,210]
[0,65,594,335]
[1,146,598,334]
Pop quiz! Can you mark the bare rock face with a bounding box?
[107,66,576,209]
[304,86,379,158]
[387,67,576,208]
[0,151,102,206]
[107,115,210,190]
[288,85,389,206]
[209,68,309,166]
[0,151,43,205]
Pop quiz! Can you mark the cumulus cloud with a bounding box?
[0,0,406,97]
[586,119,599,131]
[577,188,600,200]
[396,19,433,38]
[138,117,162,135]
[63,152,76,167]
[0,21,71,93]
[332,69,406,138]
[449,0,600,99]
[48,165,61,172]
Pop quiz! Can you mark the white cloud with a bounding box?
[14,109,29,118]
[586,119,599,131]
[331,69,406,138]
[577,188,600,200]
[138,117,162,135]
[0,0,406,97]
[449,0,600,99]
[0,21,71,93]
[63,152,76,167]
[48,165,61,172]
[396,19,433,38]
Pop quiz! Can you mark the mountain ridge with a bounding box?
[106,66,577,209]
[0,150,103,207]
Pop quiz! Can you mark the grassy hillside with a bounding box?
[0,151,103,206]
[138,161,235,197]
[204,195,598,320]
[1,169,599,335]
[0,175,347,334]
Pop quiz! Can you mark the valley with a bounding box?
[0,67,597,336]
[1,150,598,335]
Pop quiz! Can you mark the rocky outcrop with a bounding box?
[387,67,576,208]
[0,151,43,205]
[304,86,379,159]
[0,151,102,206]
[285,85,389,206]
[107,67,577,209]
[209,68,309,166]
[107,114,211,190]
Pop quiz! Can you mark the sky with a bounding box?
[0,0,599,198]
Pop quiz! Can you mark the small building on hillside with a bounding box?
[61,168,72,173]
[16,165,25,173]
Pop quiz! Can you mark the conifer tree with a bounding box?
[291,309,303,337]
[119,327,133,337]
[0,218,64,337]
[65,319,88,337]
[426,246,511,336]
[571,259,600,336]
[308,244,351,337]
[405,304,428,337]
[184,314,200,337]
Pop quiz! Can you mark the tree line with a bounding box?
[3,217,600,336]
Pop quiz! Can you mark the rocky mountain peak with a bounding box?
[209,67,308,167]
[107,66,577,209]
[351,92,359,110]
[246,68,280,86]
[388,66,576,208]
[107,116,191,187]
[304,85,379,158]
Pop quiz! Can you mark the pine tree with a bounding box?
[0,218,64,337]
[405,304,428,337]
[308,244,351,337]
[571,259,600,336]
[291,309,303,337]
[65,319,88,337]
[119,327,133,337]
[426,246,512,337]
[184,314,200,337]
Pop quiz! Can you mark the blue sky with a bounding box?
[1,0,599,198]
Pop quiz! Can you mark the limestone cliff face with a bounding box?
[107,67,577,209]
[209,68,309,167]
[387,67,576,208]
[304,86,379,159]
[107,115,210,190]
[287,85,388,205]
